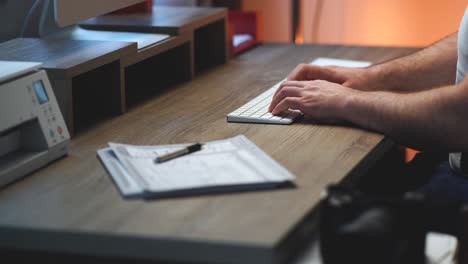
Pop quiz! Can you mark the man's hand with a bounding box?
[269,80,359,123]
[285,63,375,91]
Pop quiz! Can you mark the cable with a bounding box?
[20,0,42,37]
[292,0,300,42]
[38,0,51,36]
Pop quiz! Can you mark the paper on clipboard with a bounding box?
[98,135,295,198]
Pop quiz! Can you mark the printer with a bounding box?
[0,61,70,188]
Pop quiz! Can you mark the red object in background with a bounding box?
[405,148,420,163]
[228,11,258,56]
[112,0,153,14]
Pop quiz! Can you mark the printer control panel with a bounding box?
[28,78,68,145]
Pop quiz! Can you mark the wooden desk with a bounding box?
[0,44,417,264]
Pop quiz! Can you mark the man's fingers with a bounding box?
[281,80,308,87]
[271,97,303,116]
[287,63,310,81]
[269,86,303,112]
[288,64,341,83]
[273,80,305,99]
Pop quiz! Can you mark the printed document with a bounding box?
[98,135,295,198]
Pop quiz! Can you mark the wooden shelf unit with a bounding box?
[80,6,229,74]
[0,6,228,135]
[0,38,136,134]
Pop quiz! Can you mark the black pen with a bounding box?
[154,143,203,164]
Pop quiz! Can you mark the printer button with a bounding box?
[49,129,55,138]
[57,126,63,135]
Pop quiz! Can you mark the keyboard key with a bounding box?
[261,113,274,119]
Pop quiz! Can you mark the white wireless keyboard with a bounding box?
[227,58,371,125]
[227,81,302,124]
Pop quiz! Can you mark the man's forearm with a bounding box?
[343,82,468,151]
[365,33,458,92]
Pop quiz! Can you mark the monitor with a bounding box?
[0,0,145,39]
[51,0,169,50]
[0,0,167,49]
[54,0,144,28]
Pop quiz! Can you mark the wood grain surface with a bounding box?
[0,38,136,78]
[121,33,192,67]
[81,6,227,35]
[0,44,418,263]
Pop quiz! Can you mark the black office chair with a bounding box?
[319,183,466,264]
